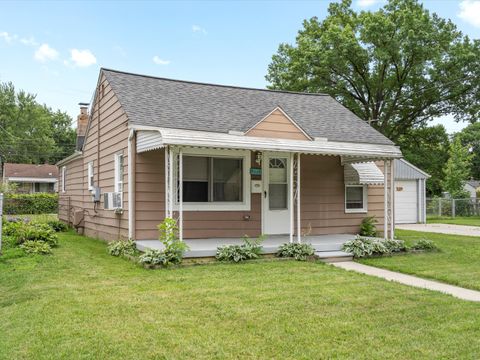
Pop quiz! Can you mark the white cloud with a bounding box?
[357,0,380,7]
[70,49,97,67]
[20,37,37,46]
[153,55,170,65]
[458,0,480,27]
[34,43,59,62]
[192,25,207,34]
[0,31,14,43]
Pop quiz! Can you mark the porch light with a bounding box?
[255,152,262,165]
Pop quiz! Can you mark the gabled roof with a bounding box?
[466,180,480,189]
[102,68,394,146]
[3,163,58,180]
[394,159,430,180]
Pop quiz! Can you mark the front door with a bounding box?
[263,153,291,234]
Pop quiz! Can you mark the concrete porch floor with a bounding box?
[136,234,355,258]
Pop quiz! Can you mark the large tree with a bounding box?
[455,122,480,180]
[442,138,472,198]
[266,0,480,141]
[0,81,76,164]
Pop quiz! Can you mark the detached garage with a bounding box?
[394,159,430,224]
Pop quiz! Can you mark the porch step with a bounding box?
[315,251,353,263]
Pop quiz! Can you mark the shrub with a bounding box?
[216,235,264,262]
[2,217,26,237]
[411,239,438,251]
[383,238,407,253]
[342,235,407,258]
[16,223,58,247]
[46,219,68,232]
[108,239,137,257]
[3,193,58,215]
[276,242,315,261]
[20,240,52,255]
[359,216,378,237]
[139,249,166,266]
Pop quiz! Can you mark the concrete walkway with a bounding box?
[332,261,480,302]
[396,223,480,237]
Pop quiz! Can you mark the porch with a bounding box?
[136,233,354,259]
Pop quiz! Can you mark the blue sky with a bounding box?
[1,0,479,133]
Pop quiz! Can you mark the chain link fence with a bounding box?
[426,197,480,218]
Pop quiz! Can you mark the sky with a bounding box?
[0,0,479,134]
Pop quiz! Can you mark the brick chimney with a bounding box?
[76,103,89,151]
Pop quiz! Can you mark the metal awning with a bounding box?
[135,128,402,159]
[344,162,384,185]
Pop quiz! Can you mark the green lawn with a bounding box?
[360,229,480,291]
[428,216,480,226]
[1,232,479,359]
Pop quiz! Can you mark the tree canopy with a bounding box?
[455,122,480,180]
[266,0,480,141]
[442,138,472,198]
[0,81,76,164]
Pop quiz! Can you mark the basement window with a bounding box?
[345,185,367,213]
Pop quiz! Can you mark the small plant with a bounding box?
[16,223,58,247]
[359,216,377,237]
[342,235,407,258]
[20,240,52,255]
[216,235,264,262]
[108,239,137,257]
[383,238,407,253]
[139,249,166,265]
[411,239,438,251]
[46,219,68,232]
[276,243,315,261]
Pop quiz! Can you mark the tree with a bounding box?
[455,123,480,180]
[396,125,449,196]
[0,81,76,164]
[266,0,480,141]
[442,138,472,198]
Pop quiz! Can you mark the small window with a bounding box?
[345,185,367,213]
[88,162,94,191]
[114,154,124,201]
[62,166,66,193]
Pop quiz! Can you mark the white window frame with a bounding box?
[61,166,66,193]
[345,184,368,213]
[88,161,94,191]
[114,153,124,203]
[173,148,251,211]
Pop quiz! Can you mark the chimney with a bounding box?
[76,103,89,151]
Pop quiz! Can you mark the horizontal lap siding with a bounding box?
[82,75,130,241]
[247,109,309,140]
[300,155,385,236]
[58,157,84,224]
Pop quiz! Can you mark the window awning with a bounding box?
[135,128,402,159]
[344,162,384,185]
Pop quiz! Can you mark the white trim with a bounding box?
[128,129,135,239]
[168,148,174,216]
[245,106,313,141]
[87,161,94,191]
[165,146,170,218]
[344,185,368,214]
[61,166,66,193]
[289,154,294,243]
[171,147,251,211]
[296,153,301,243]
[384,160,388,239]
[56,151,82,166]
[114,153,124,205]
[6,177,57,183]
[390,160,394,239]
[179,149,183,241]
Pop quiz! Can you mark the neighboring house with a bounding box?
[2,163,58,193]
[394,159,430,224]
[57,68,402,255]
[463,180,480,199]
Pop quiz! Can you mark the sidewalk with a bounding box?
[396,223,480,237]
[332,261,480,302]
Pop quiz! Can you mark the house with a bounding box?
[2,163,58,193]
[463,180,480,199]
[394,159,430,224]
[57,68,402,257]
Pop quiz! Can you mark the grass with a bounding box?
[0,232,479,358]
[428,216,480,226]
[360,229,480,291]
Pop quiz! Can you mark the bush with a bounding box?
[46,219,68,232]
[359,216,378,237]
[20,240,52,255]
[139,249,166,266]
[342,235,407,258]
[276,243,315,261]
[216,235,264,262]
[411,239,438,251]
[3,193,58,215]
[16,223,58,247]
[2,217,26,237]
[108,239,137,257]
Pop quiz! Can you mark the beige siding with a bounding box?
[246,109,310,140]
[58,156,84,225]
[81,74,130,241]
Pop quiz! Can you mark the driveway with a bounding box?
[396,223,480,237]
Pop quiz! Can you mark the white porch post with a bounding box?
[390,159,394,239]
[296,153,301,243]
[127,129,135,240]
[384,160,388,240]
[169,147,174,217]
[179,148,183,241]
[164,146,170,218]
[289,153,294,243]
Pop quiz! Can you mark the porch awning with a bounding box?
[344,162,384,185]
[135,128,402,159]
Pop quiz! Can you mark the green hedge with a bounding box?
[3,193,58,215]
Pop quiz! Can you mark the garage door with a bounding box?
[395,180,418,224]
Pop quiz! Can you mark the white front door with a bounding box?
[263,153,291,234]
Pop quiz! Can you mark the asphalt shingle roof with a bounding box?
[103,68,394,145]
[3,163,58,179]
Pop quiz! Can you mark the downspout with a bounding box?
[384,160,388,240]
[128,129,135,240]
